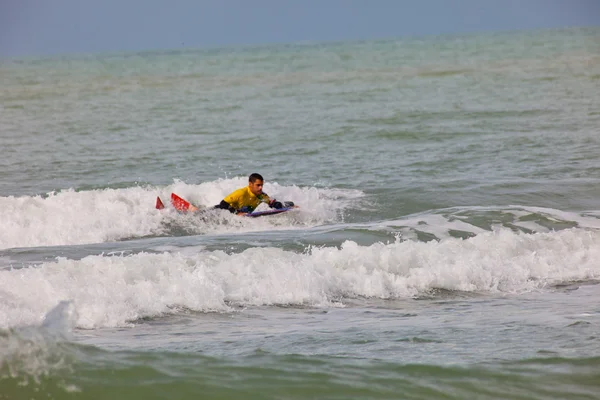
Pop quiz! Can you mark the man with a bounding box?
[215,173,293,214]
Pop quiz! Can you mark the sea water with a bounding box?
[1,27,600,399]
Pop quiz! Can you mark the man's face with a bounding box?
[248,180,264,196]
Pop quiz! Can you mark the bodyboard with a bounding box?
[245,207,294,218]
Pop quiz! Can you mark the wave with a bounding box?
[1,228,599,329]
[0,178,362,250]
[2,321,599,400]
[2,298,599,399]
[0,302,76,389]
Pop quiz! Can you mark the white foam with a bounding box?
[0,179,361,250]
[1,228,599,329]
[367,205,600,240]
[395,213,488,239]
[0,187,165,250]
[0,301,76,383]
[516,206,600,230]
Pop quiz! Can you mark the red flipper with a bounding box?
[155,196,165,210]
[171,193,197,211]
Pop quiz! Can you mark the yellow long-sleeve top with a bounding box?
[222,187,271,212]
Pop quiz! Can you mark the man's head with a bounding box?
[248,173,264,196]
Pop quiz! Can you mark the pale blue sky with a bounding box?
[1,0,599,57]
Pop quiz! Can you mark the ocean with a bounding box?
[1,27,600,399]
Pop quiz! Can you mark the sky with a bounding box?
[1,0,599,57]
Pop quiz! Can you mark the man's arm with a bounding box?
[262,193,281,209]
[214,200,237,213]
[269,199,283,209]
[268,199,294,209]
[263,193,295,209]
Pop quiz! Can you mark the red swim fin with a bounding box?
[156,196,165,210]
[171,193,196,211]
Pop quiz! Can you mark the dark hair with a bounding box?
[249,173,264,183]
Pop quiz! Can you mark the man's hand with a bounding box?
[269,200,295,209]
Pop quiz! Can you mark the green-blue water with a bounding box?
[1,27,600,399]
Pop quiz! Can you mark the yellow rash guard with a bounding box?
[222,186,271,212]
